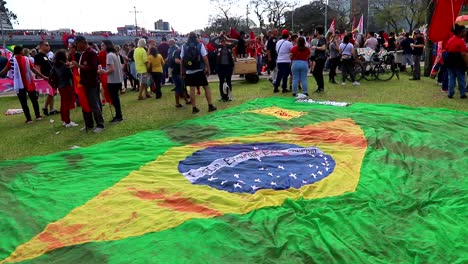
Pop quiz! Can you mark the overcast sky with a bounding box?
[8,0,310,33]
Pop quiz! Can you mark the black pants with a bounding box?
[341,59,356,82]
[329,57,340,82]
[150,72,163,98]
[208,51,217,74]
[313,59,325,90]
[413,55,421,79]
[108,83,123,119]
[17,89,40,121]
[217,64,234,100]
[82,86,105,129]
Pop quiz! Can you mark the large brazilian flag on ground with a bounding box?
[0,97,467,263]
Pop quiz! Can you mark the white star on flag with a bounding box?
[253,147,259,150]
[278,165,285,170]
[308,164,313,168]
[318,171,323,175]
[271,182,277,186]
[221,180,228,185]
[254,179,261,182]
[257,157,262,162]
[234,183,242,189]
[311,173,317,178]
[325,167,330,171]
[259,167,267,171]
[251,185,260,190]
[238,180,246,184]
[208,176,218,182]
[268,173,274,176]
[321,163,326,166]
[289,173,297,179]
[302,180,307,184]
[234,174,240,178]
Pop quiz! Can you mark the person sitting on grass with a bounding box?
[0,45,47,124]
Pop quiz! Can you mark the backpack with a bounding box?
[48,66,59,89]
[183,43,202,70]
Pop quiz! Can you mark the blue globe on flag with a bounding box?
[178,143,336,194]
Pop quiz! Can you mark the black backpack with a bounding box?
[183,43,202,70]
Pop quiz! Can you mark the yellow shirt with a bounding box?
[147,54,165,73]
[134,47,148,74]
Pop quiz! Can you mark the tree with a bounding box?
[209,0,237,29]
[0,0,17,25]
[250,0,268,33]
[372,0,426,33]
[327,0,351,32]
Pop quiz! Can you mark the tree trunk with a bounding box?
[424,0,436,77]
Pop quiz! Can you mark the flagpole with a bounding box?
[324,0,328,29]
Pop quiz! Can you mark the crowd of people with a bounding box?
[2,23,466,131]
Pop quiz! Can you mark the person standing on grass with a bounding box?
[409,30,424,81]
[98,40,124,123]
[290,37,311,96]
[273,29,293,94]
[134,38,151,100]
[34,41,59,116]
[157,36,170,85]
[339,35,360,86]
[70,36,105,133]
[311,26,327,93]
[445,24,467,99]
[51,49,78,128]
[0,45,47,124]
[147,47,165,99]
[181,32,217,114]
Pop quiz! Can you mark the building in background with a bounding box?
[154,19,170,31]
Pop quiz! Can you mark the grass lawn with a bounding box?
[0,72,466,161]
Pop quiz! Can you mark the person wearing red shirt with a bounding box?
[290,37,311,96]
[445,24,467,99]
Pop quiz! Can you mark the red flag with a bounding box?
[250,31,255,40]
[428,0,465,42]
[230,27,240,39]
[327,19,336,34]
[62,33,70,47]
[40,33,46,41]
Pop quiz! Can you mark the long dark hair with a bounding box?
[102,40,116,53]
[54,49,68,66]
[297,37,306,51]
[187,32,199,44]
[149,47,159,57]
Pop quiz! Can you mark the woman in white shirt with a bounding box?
[339,35,360,86]
[273,29,293,93]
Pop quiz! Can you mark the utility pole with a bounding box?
[324,0,328,29]
[246,4,249,28]
[291,7,294,32]
[129,6,141,35]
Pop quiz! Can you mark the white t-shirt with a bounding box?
[180,42,207,74]
[276,39,293,63]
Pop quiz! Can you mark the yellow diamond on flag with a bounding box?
[248,106,304,121]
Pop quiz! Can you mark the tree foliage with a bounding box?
[0,0,17,25]
[372,0,426,33]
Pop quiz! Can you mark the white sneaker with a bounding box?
[341,82,346,86]
[65,121,79,128]
[352,81,361,86]
[93,127,105,133]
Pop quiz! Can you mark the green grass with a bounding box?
[0,72,466,161]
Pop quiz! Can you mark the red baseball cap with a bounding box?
[281,29,289,36]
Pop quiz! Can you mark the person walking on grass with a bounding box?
[0,45,47,124]
[147,47,165,99]
[181,32,217,114]
[98,40,124,123]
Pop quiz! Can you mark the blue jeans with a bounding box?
[275,62,291,91]
[291,60,309,94]
[447,67,466,97]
